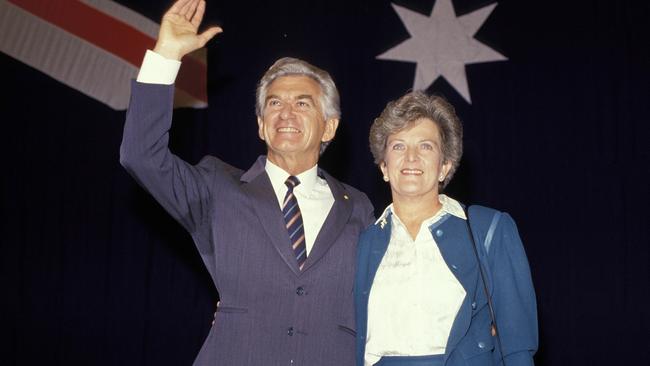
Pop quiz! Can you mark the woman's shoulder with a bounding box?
[467,204,519,227]
[467,204,500,219]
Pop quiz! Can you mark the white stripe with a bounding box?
[81,0,159,38]
[284,203,298,217]
[0,1,136,110]
[289,224,303,238]
[295,248,306,259]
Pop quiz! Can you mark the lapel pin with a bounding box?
[379,218,387,229]
[343,194,349,200]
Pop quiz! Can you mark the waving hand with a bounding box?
[153,0,222,60]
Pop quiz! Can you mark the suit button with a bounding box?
[478,341,486,349]
[296,287,305,295]
[436,229,444,237]
[287,327,294,336]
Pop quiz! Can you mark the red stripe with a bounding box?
[9,0,207,103]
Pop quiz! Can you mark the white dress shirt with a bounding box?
[264,160,334,255]
[135,50,335,255]
[365,195,467,366]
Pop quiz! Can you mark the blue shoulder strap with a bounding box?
[467,205,502,254]
[484,211,502,254]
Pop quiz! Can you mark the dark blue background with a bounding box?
[1,0,648,365]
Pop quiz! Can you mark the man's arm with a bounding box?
[119,0,222,233]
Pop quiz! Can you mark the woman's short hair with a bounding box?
[369,91,463,189]
[255,57,340,154]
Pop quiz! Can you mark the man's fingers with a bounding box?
[178,0,196,18]
[168,0,191,14]
[190,0,206,28]
[186,0,200,20]
[198,26,223,46]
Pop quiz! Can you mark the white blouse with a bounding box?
[365,195,467,366]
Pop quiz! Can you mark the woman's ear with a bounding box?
[439,161,452,182]
[380,162,389,182]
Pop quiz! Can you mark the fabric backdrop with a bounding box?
[1,0,648,365]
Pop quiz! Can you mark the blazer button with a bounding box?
[296,287,305,296]
[451,264,458,270]
[435,229,444,237]
[478,341,486,349]
[287,327,294,336]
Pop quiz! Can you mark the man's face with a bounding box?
[257,75,338,167]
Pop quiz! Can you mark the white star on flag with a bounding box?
[378,0,507,103]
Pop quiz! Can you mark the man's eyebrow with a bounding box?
[295,95,315,102]
[265,94,315,103]
[265,94,280,102]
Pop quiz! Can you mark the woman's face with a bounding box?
[380,118,452,201]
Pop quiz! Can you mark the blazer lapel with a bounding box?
[366,217,392,291]
[241,156,301,275]
[430,216,480,354]
[301,171,352,272]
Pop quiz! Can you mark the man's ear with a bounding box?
[321,118,340,142]
[257,117,265,141]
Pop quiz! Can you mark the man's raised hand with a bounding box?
[153,0,222,60]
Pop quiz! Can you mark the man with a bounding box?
[120,0,374,365]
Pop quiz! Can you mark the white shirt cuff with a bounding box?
[136,50,181,85]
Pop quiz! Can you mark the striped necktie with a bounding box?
[283,176,307,270]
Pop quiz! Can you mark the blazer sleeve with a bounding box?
[487,213,538,365]
[119,81,213,234]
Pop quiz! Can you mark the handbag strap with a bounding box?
[484,211,502,254]
[465,206,507,366]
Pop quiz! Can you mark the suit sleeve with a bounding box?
[360,193,376,228]
[487,213,538,366]
[120,80,212,234]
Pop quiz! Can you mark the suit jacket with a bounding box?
[354,205,537,366]
[120,81,375,366]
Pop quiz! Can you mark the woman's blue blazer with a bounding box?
[354,205,538,366]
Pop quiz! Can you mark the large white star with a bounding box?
[378,0,507,103]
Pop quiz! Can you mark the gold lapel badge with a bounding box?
[379,218,387,229]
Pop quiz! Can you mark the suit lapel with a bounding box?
[301,171,352,272]
[241,157,301,275]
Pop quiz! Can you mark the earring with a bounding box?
[439,176,445,182]
[383,176,389,182]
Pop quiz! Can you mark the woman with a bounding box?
[354,92,537,366]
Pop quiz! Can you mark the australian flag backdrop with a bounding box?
[1,0,648,365]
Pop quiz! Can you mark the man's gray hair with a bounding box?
[255,57,341,154]
[369,91,463,190]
